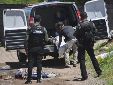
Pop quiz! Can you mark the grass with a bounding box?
[86,40,113,85]
[98,56,113,85]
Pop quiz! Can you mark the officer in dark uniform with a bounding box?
[55,22,78,68]
[25,15,49,84]
[74,12,102,81]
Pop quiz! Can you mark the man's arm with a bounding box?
[90,21,97,36]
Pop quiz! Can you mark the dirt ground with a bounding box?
[0,47,106,85]
[0,59,106,85]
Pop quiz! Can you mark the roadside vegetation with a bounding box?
[0,0,90,5]
[86,40,113,85]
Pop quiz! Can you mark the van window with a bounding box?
[4,10,26,28]
[85,0,106,20]
[24,7,32,25]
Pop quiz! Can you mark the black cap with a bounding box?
[34,15,41,22]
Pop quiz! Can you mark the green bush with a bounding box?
[86,40,113,85]
[97,55,113,85]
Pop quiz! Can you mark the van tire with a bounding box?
[17,50,27,63]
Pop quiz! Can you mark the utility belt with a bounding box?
[28,46,44,54]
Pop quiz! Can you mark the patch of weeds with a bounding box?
[107,79,113,85]
[86,41,113,85]
[98,56,113,85]
[0,63,6,67]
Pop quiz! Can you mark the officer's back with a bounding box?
[25,15,49,84]
[75,12,96,45]
[27,15,48,53]
[28,25,45,47]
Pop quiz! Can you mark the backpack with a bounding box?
[74,20,96,43]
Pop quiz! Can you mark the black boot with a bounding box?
[37,79,41,83]
[94,70,102,78]
[81,76,88,81]
[25,80,32,84]
[97,70,102,77]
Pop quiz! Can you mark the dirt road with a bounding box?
[0,47,106,85]
[0,65,106,85]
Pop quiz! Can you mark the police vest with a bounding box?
[28,25,45,48]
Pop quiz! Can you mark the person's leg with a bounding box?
[72,43,78,67]
[36,55,43,83]
[86,46,102,76]
[25,53,34,84]
[78,46,88,80]
[64,51,70,67]
[59,42,70,67]
[58,45,66,58]
[64,40,75,67]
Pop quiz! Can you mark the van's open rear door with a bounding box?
[3,9,27,50]
[84,0,110,40]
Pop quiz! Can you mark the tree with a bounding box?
[0,0,44,4]
[60,0,90,5]
[0,0,90,4]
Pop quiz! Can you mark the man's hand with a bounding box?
[48,37,56,43]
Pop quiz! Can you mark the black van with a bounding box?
[17,1,80,62]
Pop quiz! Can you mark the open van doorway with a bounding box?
[84,0,111,40]
[3,9,27,50]
[16,1,80,62]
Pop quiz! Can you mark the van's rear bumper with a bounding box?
[18,45,58,54]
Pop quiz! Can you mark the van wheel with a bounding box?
[17,50,27,63]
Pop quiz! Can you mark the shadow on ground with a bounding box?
[5,58,65,69]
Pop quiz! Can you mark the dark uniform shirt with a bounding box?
[60,26,75,42]
[27,24,48,52]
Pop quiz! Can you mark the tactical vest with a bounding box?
[75,20,95,43]
[28,25,45,48]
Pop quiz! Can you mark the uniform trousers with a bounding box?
[78,42,101,78]
[59,39,78,66]
[27,47,43,81]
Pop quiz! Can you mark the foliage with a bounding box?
[0,0,44,4]
[63,0,90,5]
[97,42,113,85]
[0,0,90,5]
[98,56,113,85]
[87,41,113,85]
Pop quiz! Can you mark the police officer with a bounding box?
[25,15,49,84]
[55,22,78,68]
[74,12,102,80]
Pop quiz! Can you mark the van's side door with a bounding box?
[84,0,110,40]
[3,9,27,50]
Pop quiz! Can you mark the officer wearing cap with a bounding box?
[25,15,49,84]
[74,12,102,80]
